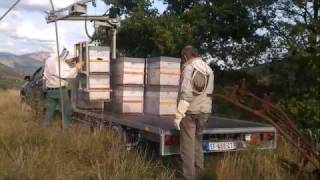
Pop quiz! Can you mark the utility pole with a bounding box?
[49,0,65,129]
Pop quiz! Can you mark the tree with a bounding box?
[163,0,277,68]
[96,0,320,131]
[98,0,276,66]
[97,0,193,57]
[266,0,320,131]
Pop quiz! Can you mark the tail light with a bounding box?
[263,132,274,141]
[244,133,258,145]
[165,135,180,146]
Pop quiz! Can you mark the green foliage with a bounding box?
[102,0,154,14]
[266,0,320,131]
[269,54,320,130]
[98,0,276,66]
[97,0,193,57]
[115,15,194,57]
[97,0,320,131]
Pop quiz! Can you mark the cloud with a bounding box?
[16,21,58,41]
[22,0,77,11]
[0,0,109,55]
[0,22,13,32]
[0,0,78,12]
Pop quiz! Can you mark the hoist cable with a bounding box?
[85,16,94,39]
[0,0,22,22]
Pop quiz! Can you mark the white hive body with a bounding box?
[87,74,110,89]
[147,57,181,86]
[89,60,110,73]
[144,86,179,115]
[87,46,110,73]
[144,56,181,115]
[113,86,144,113]
[74,42,111,109]
[109,57,145,114]
[112,57,145,85]
[76,90,108,109]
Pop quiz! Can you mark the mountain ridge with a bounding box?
[0,51,51,75]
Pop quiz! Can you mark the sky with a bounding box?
[0,0,166,55]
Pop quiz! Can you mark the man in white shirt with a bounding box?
[43,50,83,128]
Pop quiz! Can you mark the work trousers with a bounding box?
[180,113,209,180]
[44,88,71,128]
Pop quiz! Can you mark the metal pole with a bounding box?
[49,0,66,129]
[112,29,117,59]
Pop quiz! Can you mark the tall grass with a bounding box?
[0,90,174,180]
[214,142,293,180]
[1,90,318,180]
[211,134,318,180]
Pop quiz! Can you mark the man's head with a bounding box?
[181,45,199,63]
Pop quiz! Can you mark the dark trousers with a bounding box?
[44,88,71,128]
[180,113,209,180]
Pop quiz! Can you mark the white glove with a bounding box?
[76,61,84,70]
[173,117,182,130]
[173,100,190,130]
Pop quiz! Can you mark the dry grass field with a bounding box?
[0,90,174,180]
[0,90,316,180]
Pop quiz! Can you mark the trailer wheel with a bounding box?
[111,125,127,142]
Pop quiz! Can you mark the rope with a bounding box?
[0,0,22,22]
[49,0,66,129]
[85,16,94,39]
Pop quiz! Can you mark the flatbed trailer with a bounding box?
[73,109,277,156]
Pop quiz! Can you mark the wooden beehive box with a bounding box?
[144,86,179,115]
[77,89,111,101]
[147,56,181,86]
[82,46,110,73]
[79,74,110,90]
[76,89,109,109]
[75,42,111,102]
[112,57,145,85]
[113,86,144,114]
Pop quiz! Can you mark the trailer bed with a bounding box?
[73,109,276,155]
[74,109,274,134]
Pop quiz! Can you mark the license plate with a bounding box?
[206,142,236,151]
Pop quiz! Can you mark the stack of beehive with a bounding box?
[111,57,145,114]
[76,43,111,109]
[144,57,181,115]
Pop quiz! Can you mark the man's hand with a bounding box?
[75,61,84,70]
[173,113,183,131]
[173,100,190,131]
[173,100,190,130]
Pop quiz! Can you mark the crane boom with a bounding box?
[45,0,120,59]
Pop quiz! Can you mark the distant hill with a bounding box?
[0,52,15,57]
[0,62,23,89]
[0,62,22,79]
[0,51,50,75]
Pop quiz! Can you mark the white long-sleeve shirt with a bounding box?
[43,56,79,88]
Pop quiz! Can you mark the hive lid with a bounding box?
[145,85,179,91]
[147,56,181,64]
[89,46,110,51]
[114,57,145,63]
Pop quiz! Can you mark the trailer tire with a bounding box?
[111,125,127,142]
